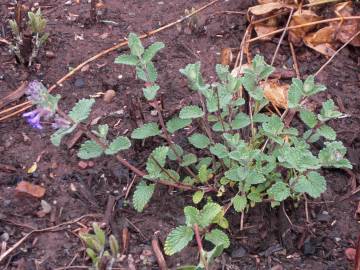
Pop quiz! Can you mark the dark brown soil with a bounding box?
[0,1,359,269]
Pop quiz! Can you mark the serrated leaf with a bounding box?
[210,144,228,159]
[167,144,184,161]
[318,99,342,121]
[166,117,192,134]
[205,229,230,249]
[231,113,250,130]
[95,124,109,139]
[199,202,222,228]
[133,181,155,212]
[77,140,103,159]
[92,223,105,246]
[143,42,165,63]
[317,125,336,140]
[114,54,138,65]
[288,78,303,108]
[164,226,194,256]
[188,133,210,149]
[143,84,160,100]
[105,136,131,155]
[180,153,197,167]
[145,62,158,82]
[294,172,326,198]
[68,98,95,123]
[262,115,284,135]
[184,206,200,226]
[131,122,160,139]
[50,125,76,146]
[160,169,180,182]
[232,195,247,212]
[267,182,290,201]
[198,164,209,183]
[180,62,206,92]
[252,55,274,80]
[215,64,230,82]
[128,32,144,57]
[146,146,169,178]
[278,145,320,172]
[318,141,352,169]
[245,171,266,185]
[303,75,326,96]
[192,190,204,204]
[179,105,204,119]
[300,109,318,128]
[247,190,262,203]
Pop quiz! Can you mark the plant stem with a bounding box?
[193,224,208,270]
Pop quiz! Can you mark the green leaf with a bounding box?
[166,117,192,133]
[215,64,230,82]
[50,125,76,146]
[300,109,318,128]
[77,140,103,159]
[143,42,165,63]
[164,226,194,256]
[192,190,204,204]
[277,145,320,172]
[232,195,247,212]
[303,75,326,96]
[262,115,284,135]
[105,136,131,155]
[210,144,228,159]
[145,62,158,82]
[198,164,209,183]
[92,223,105,246]
[68,98,95,123]
[160,169,180,182]
[179,105,204,119]
[318,141,352,169]
[199,202,222,228]
[114,54,138,65]
[109,235,119,256]
[294,172,326,198]
[143,84,160,101]
[93,124,109,139]
[231,113,250,130]
[188,133,210,149]
[180,62,206,92]
[167,144,184,161]
[288,78,303,108]
[131,122,160,139]
[184,206,200,226]
[318,99,342,122]
[247,190,262,203]
[317,125,336,140]
[128,32,144,57]
[180,153,197,167]
[252,54,274,80]
[133,181,155,212]
[205,229,230,249]
[146,146,169,178]
[267,182,290,201]
[245,171,266,185]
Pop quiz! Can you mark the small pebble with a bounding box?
[45,51,56,58]
[103,89,116,103]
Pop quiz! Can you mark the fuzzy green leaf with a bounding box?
[77,140,103,159]
[167,144,184,161]
[267,182,290,201]
[294,172,326,198]
[262,115,284,135]
[114,54,138,66]
[131,122,160,139]
[146,146,169,178]
[105,136,131,155]
[184,206,200,226]
[192,190,204,204]
[188,133,210,149]
[166,117,192,133]
[245,171,266,185]
[199,202,222,228]
[50,125,76,146]
[133,181,155,212]
[231,113,250,130]
[180,153,197,167]
[318,141,352,169]
[143,84,160,101]
[128,33,144,57]
[288,78,303,108]
[210,143,228,159]
[164,226,194,256]
[179,105,204,119]
[318,99,342,122]
[143,42,165,63]
[68,98,95,123]
[317,125,336,140]
[232,195,247,212]
[300,110,318,128]
[205,229,230,249]
[303,75,326,96]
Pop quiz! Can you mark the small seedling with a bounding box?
[80,223,119,270]
[9,8,49,66]
[22,33,352,269]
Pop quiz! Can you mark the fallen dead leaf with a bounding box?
[261,80,289,109]
[16,181,46,199]
[220,48,233,66]
[27,162,37,174]
[303,26,336,57]
[254,24,279,40]
[248,2,293,16]
[289,9,321,46]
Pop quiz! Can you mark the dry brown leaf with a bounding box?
[304,26,335,45]
[248,2,293,16]
[15,181,46,199]
[303,38,336,57]
[332,2,360,47]
[258,0,296,3]
[220,48,233,66]
[289,9,321,45]
[261,80,289,109]
[254,24,279,40]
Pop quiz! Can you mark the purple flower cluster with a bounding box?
[23,80,68,130]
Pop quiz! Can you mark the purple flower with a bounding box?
[52,115,70,129]
[23,107,52,130]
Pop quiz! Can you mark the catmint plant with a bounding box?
[80,223,120,270]
[22,33,352,269]
[9,8,49,66]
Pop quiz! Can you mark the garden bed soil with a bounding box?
[0,0,359,269]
